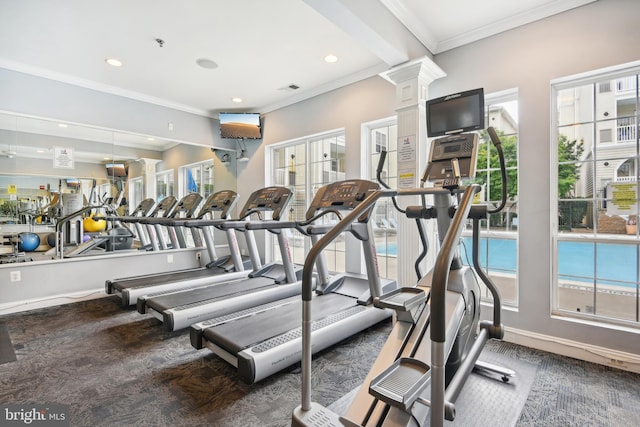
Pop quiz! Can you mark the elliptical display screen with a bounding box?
[426,88,484,137]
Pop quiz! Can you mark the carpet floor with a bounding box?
[0,296,639,426]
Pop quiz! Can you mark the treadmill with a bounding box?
[105,191,246,306]
[136,185,303,331]
[64,197,157,257]
[189,179,397,384]
[137,192,204,251]
[120,195,178,252]
[119,198,157,249]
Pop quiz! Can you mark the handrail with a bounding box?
[54,205,104,233]
[298,185,459,411]
[429,184,479,427]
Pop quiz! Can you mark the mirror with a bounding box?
[0,111,237,263]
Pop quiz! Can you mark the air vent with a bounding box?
[278,84,301,92]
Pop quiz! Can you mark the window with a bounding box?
[269,131,346,270]
[366,119,398,280]
[128,176,144,214]
[464,90,519,306]
[552,64,640,326]
[155,170,174,201]
[180,160,214,199]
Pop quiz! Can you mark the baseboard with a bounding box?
[504,326,640,374]
[0,288,105,316]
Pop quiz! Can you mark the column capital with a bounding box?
[380,57,445,109]
[380,56,445,87]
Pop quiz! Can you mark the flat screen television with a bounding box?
[426,88,484,137]
[65,178,80,188]
[106,163,127,178]
[219,112,262,139]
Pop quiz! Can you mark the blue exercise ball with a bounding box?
[19,232,41,252]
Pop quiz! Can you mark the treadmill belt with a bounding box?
[145,276,276,312]
[203,293,356,355]
[113,266,227,291]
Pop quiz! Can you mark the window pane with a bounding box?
[553,68,640,327]
[464,95,519,306]
[557,85,594,126]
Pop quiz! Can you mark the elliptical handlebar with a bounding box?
[376,150,430,280]
[486,127,508,214]
[298,185,469,412]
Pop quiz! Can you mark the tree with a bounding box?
[474,129,518,203]
[557,135,586,228]
[557,134,584,198]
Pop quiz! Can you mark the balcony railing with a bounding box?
[617,117,637,142]
[616,76,637,93]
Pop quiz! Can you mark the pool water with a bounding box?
[465,238,639,288]
[377,237,640,289]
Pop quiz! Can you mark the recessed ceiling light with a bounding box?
[324,54,338,63]
[232,97,243,103]
[147,137,155,141]
[105,58,123,67]
[58,123,68,128]
[196,58,218,69]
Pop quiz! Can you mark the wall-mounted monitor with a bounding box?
[219,112,262,139]
[426,88,484,137]
[65,178,80,188]
[106,163,127,178]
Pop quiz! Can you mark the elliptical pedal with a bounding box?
[368,357,431,411]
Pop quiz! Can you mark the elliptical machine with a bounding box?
[292,89,513,427]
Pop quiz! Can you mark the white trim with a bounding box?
[436,0,598,54]
[0,288,105,315]
[379,0,438,53]
[505,326,640,374]
[550,60,640,88]
[0,60,213,118]
[382,0,597,54]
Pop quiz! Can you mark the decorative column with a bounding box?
[380,57,445,286]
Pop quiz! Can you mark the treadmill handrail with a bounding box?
[300,186,455,301]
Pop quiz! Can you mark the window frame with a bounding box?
[551,61,640,327]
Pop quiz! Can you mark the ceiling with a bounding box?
[0,0,597,118]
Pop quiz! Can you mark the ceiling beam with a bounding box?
[303,0,411,66]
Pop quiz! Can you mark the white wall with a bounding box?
[429,0,640,358]
[0,68,235,151]
[237,0,640,364]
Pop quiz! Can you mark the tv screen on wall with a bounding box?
[426,88,484,137]
[219,112,262,139]
[106,163,127,178]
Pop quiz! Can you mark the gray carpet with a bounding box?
[0,296,639,426]
[0,323,17,365]
[328,350,537,426]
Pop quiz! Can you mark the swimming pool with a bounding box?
[469,238,640,288]
[377,237,640,289]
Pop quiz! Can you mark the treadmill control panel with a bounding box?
[196,190,239,219]
[149,196,178,218]
[307,179,379,220]
[241,186,292,220]
[168,193,204,218]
